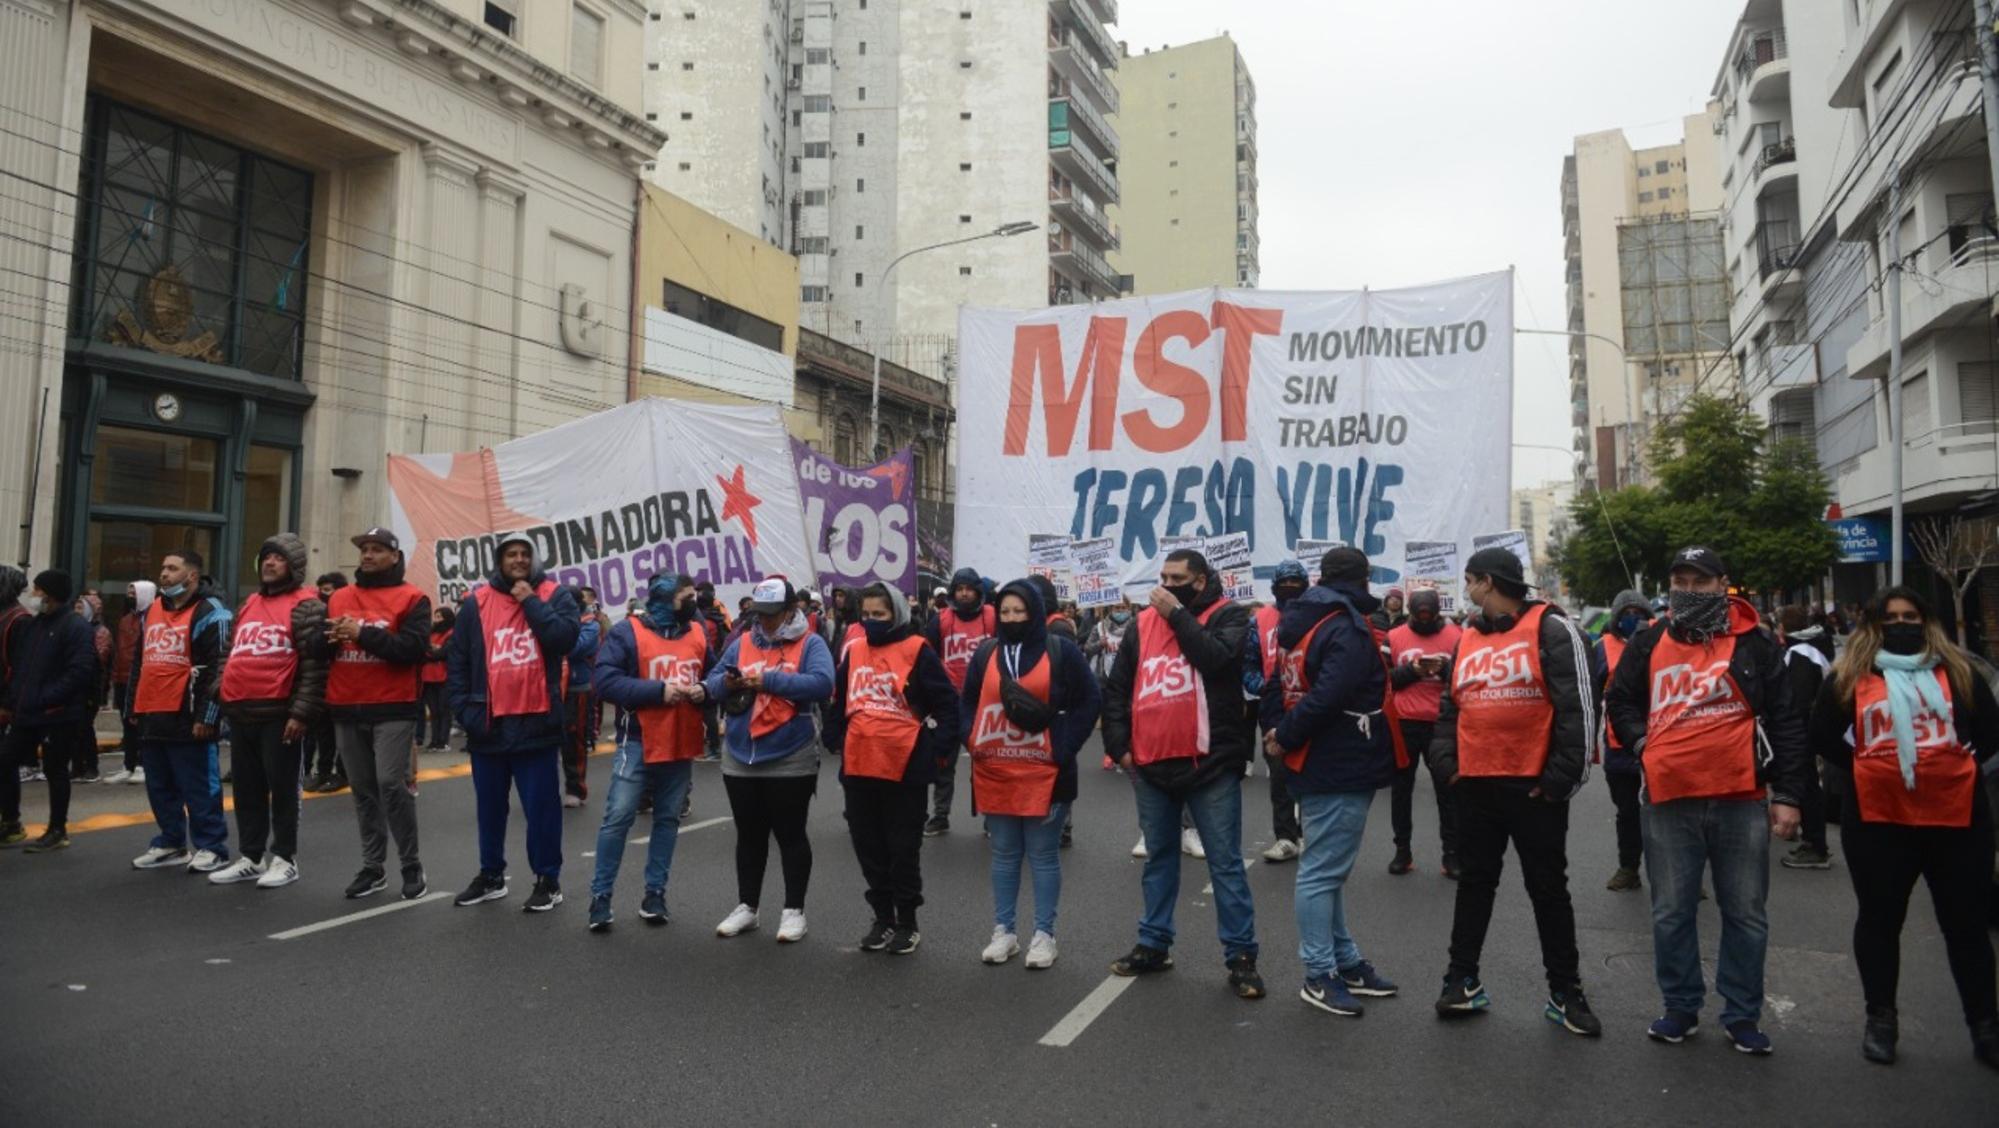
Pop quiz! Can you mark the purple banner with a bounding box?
[791,438,917,594]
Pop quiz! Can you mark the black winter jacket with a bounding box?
[1263,582,1394,794]
[1807,663,1999,826]
[1101,582,1252,795]
[446,568,582,755]
[824,622,962,786]
[220,584,328,726]
[314,559,433,723]
[1427,600,1595,800]
[3,607,101,728]
[956,581,1101,804]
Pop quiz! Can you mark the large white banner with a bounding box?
[955,271,1513,595]
[385,399,815,609]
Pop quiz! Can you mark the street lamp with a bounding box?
[869,221,1038,458]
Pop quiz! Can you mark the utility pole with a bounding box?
[1887,160,1906,586]
[1975,0,1999,203]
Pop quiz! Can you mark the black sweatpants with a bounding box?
[724,773,817,910]
[228,719,304,862]
[307,718,342,780]
[1843,812,1997,1025]
[1,724,76,832]
[114,682,139,770]
[1606,769,1643,870]
[1798,758,1830,851]
[1446,779,1581,991]
[1390,720,1456,855]
[417,682,451,748]
[843,774,927,927]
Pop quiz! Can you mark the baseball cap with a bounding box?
[1464,546,1530,588]
[748,577,795,614]
[351,526,400,552]
[1668,545,1728,578]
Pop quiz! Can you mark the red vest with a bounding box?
[841,636,926,781]
[1254,605,1282,680]
[1129,602,1226,765]
[1599,633,1629,755]
[220,588,313,703]
[1852,669,1975,827]
[630,618,709,763]
[133,599,198,715]
[1642,631,1759,803]
[937,605,997,691]
[1452,605,1554,779]
[739,632,809,738]
[839,621,866,667]
[422,628,450,685]
[1386,620,1462,724]
[1278,612,1409,772]
[326,582,425,706]
[969,651,1057,816]
[472,580,558,718]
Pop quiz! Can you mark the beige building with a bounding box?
[1511,480,1576,602]
[1110,34,1259,293]
[1562,110,1728,491]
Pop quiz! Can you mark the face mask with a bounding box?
[954,595,982,616]
[1411,611,1440,635]
[1109,609,1132,624]
[696,592,715,609]
[997,620,1030,644]
[862,618,896,646]
[160,582,188,599]
[1615,613,1642,637]
[20,594,41,614]
[1668,590,1729,638]
[1880,622,1926,656]
[1164,582,1200,608]
[1273,583,1307,608]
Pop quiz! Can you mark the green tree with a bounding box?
[1737,437,1837,594]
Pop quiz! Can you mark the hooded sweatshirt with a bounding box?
[445,557,582,755]
[592,599,715,754]
[824,591,961,785]
[1603,594,1809,805]
[1100,571,1252,794]
[701,607,835,771]
[125,576,233,743]
[1587,588,1652,772]
[955,579,1101,804]
[1264,580,1395,794]
[221,533,329,726]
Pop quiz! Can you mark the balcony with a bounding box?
[1755,221,1800,278]
[1049,32,1119,114]
[1844,235,1999,381]
[1050,130,1118,205]
[1752,135,1795,180]
[1050,95,1117,157]
[1736,29,1789,104]
[1079,0,1117,25]
[1049,231,1121,296]
[1050,0,1119,68]
[1049,187,1120,251]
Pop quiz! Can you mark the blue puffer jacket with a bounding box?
[1264,582,1394,795]
[700,611,835,765]
[446,570,582,756]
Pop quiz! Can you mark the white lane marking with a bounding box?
[1039,975,1136,1048]
[1202,857,1257,896]
[268,892,449,940]
[581,817,728,858]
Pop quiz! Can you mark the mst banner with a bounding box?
[955,271,1512,595]
[385,400,815,608]
[791,438,916,594]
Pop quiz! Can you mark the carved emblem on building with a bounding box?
[108,266,224,363]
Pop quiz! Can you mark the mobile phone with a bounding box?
[725,665,743,679]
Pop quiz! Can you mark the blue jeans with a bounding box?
[986,802,1068,936]
[1296,790,1374,978]
[1133,771,1258,961]
[1641,797,1771,1025]
[470,747,564,879]
[590,745,693,899]
[140,741,229,856]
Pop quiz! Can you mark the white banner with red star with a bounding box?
[385,399,815,610]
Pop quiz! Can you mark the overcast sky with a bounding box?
[1116,0,1748,490]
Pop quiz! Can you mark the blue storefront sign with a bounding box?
[1827,516,1892,563]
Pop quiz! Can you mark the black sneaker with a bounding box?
[400,865,427,900]
[859,920,895,951]
[887,927,921,955]
[454,870,507,906]
[1388,847,1414,875]
[922,816,949,837]
[1436,976,1492,1017]
[344,868,387,899]
[23,829,70,853]
[1060,823,1073,849]
[523,875,563,912]
[1226,954,1267,1000]
[1109,944,1175,977]
[0,820,27,847]
[588,894,614,932]
[1441,852,1461,880]
[1546,986,1602,1037]
[639,888,669,924]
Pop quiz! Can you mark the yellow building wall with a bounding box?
[1110,37,1241,294]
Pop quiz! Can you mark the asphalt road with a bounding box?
[3,735,1995,1127]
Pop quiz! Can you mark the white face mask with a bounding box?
[20,593,42,614]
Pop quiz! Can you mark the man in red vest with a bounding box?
[1244,560,1310,862]
[323,527,431,901]
[210,534,326,889]
[126,550,235,873]
[1386,587,1463,876]
[447,532,582,914]
[1102,548,1264,1001]
[1426,546,1599,1036]
[920,567,996,836]
[1589,589,1654,891]
[1605,545,1807,1055]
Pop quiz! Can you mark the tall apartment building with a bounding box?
[1110,35,1260,293]
[644,0,1122,382]
[1562,112,1728,490]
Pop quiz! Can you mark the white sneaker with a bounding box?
[186,849,228,874]
[132,846,190,869]
[1025,930,1058,969]
[982,925,1020,964]
[29,769,45,782]
[1181,827,1206,859]
[256,856,299,889]
[128,767,146,784]
[14,767,32,783]
[1131,835,1149,858]
[776,908,807,943]
[715,903,760,937]
[1261,838,1302,863]
[207,856,267,885]
[103,768,134,784]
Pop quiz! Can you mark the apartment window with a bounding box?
[789,155,799,172]
[1638,191,1654,203]
[854,272,864,287]
[1637,166,1650,178]
[1946,192,1997,257]
[960,61,973,69]
[802,285,828,302]
[1658,186,1673,198]
[646,113,657,121]
[804,142,829,158]
[959,266,973,276]
[855,178,865,192]
[569,4,604,85]
[960,9,971,18]
[1170,218,1180,226]
[1169,160,1178,168]
[1168,102,1178,110]
[483,1,519,38]
[791,64,802,81]
[681,62,694,71]
[1960,361,1999,430]
[959,162,972,171]
[647,63,659,70]
[856,132,865,146]
[804,95,831,112]
[806,48,830,64]
[859,41,867,55]
[803,190,827,205]
[677,162,691,172]
[959,214,972,223]
[855,225,864,238]
[1170,189,1179,197]
[680,111,693,120]
[792,110,801,125]
[1655,160,1670,174]
[683,10,695,18]
[799,237,829,254]
[960,111,972,120]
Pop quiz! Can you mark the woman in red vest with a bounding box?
[418,606,454,751]
[1808,586,1999,1068]
[211,534,325,889]
[958,579,1098,969]
[826,582,960,955]
[921,567,997,836]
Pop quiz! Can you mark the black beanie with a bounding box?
[33,568,73,607]
[1318,547,1370,586]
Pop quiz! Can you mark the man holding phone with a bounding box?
[1385,588,1462,876]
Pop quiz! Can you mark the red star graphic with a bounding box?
[867,455,910,500]
[715,464,764,546]
[384,450,545,597]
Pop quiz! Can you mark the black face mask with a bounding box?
[997,620,1031,644]
[1410,612,1442,636]
[1273,582,1307,608]
[696,592,715,609]
[1165,582,1201,608]
[1880,622,1926,656]
[861,618,896,646]
[954,595,982,616]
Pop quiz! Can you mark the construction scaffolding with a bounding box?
[1615,212,1733,470]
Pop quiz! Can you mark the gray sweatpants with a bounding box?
[337,718,421,873]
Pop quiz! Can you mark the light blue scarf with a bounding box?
[1873,649,1946,790]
